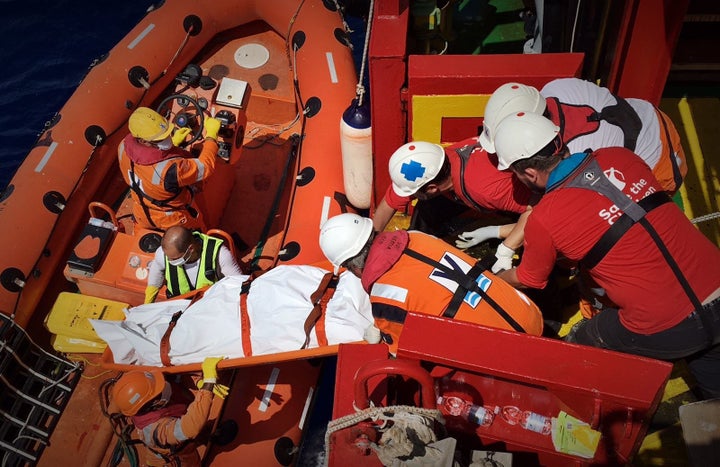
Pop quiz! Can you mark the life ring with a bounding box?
[353,359,436,410]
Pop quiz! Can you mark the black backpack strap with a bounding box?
[403,248,526,332]
[454,144,488,212]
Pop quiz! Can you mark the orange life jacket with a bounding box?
[362,231,543,354]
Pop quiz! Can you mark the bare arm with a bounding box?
[373,197,397,232]
[500,206,532,250]
[496,267,524,288]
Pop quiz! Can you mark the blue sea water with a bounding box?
[0,0,369,191]
[0,0,157,190]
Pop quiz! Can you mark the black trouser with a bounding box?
[573,296,720,399]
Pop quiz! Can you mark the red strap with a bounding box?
[160,311,182,366]
[159,292,206,366]
[239,283,253,357]
[302,273,337,349]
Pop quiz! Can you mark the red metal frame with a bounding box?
[367,0,689,204]
[329,315,672,466]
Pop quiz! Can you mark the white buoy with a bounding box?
[340,98,372,209]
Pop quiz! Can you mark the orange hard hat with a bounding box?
[111,370,166,416]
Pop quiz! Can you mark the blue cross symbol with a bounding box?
[400,160,426,182]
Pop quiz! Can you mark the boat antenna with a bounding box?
[355,0,374,107]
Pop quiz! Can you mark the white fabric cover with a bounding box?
[91,265,373,366]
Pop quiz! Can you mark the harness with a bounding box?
[402,248,526,332]
[546,95,642,151]
[165,234,222,298]
[128,160,197,229]
[557,155,713,343]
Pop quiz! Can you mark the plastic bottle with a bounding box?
[437,395,494,427]
[88,217,117,231]
[500,405,552,435]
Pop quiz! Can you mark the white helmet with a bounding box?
[388,141,445,196]
[319,213,373,274]
[494,112,560,170]
[480,83,546,153]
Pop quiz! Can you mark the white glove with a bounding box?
[363,325,382,344]
[455,225,501,249]
[491,243,515,273]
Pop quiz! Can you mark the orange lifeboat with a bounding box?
[0,0,358,328]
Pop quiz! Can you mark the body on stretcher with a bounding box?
[91,265,374,369]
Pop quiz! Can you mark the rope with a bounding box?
[691,211,720,224]
[355,0,374,107]
[324,405,443,466]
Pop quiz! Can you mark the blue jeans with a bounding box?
[572,296,720,399]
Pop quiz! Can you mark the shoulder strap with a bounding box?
[454,144,488,212]
[402,248,525,332]
[581,191,671,269]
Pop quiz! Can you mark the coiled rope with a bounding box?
[324,404,443,466]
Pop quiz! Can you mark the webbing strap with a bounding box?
[454,144,487,212]
[402,248,525,332]
[237,271,267,356]
[159,311,182,366]
[581,191,671,270]
[302,273,338,349]
[159,293,206,366]
[239,290,253,356]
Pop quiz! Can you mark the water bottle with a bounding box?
[437,395,494,427]
[88,217,117,231]
[500,405,552,435]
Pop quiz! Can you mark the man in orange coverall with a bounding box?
[117,107,222,231]
[319,213,543,355]
[110,357,226,466]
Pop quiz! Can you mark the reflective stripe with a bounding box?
[326,52,338,83]
[35,142,58,173]
[153,159,171,184]
[173,419,188,442]
[194,159,205,182]
[371,283,408,304]
[118,141,125,160]
[128,23,154,50]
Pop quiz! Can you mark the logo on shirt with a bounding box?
[604,167,626,191]
[427,252,492,309]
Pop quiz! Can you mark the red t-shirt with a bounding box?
[383,137,531,214]
[517,147,720,334]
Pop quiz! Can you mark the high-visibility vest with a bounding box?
[164,233,222,297]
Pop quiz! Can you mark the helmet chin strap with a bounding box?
[153,381,173,408]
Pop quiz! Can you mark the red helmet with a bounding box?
[111,370,166,416]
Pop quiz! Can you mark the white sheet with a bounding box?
[91,265,373,366]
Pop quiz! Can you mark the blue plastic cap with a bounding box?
[342,98,371,129]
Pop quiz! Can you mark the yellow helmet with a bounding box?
[128,107,174,142]
[111,370,166,416]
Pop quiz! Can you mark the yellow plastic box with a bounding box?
[45,292,128,341]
